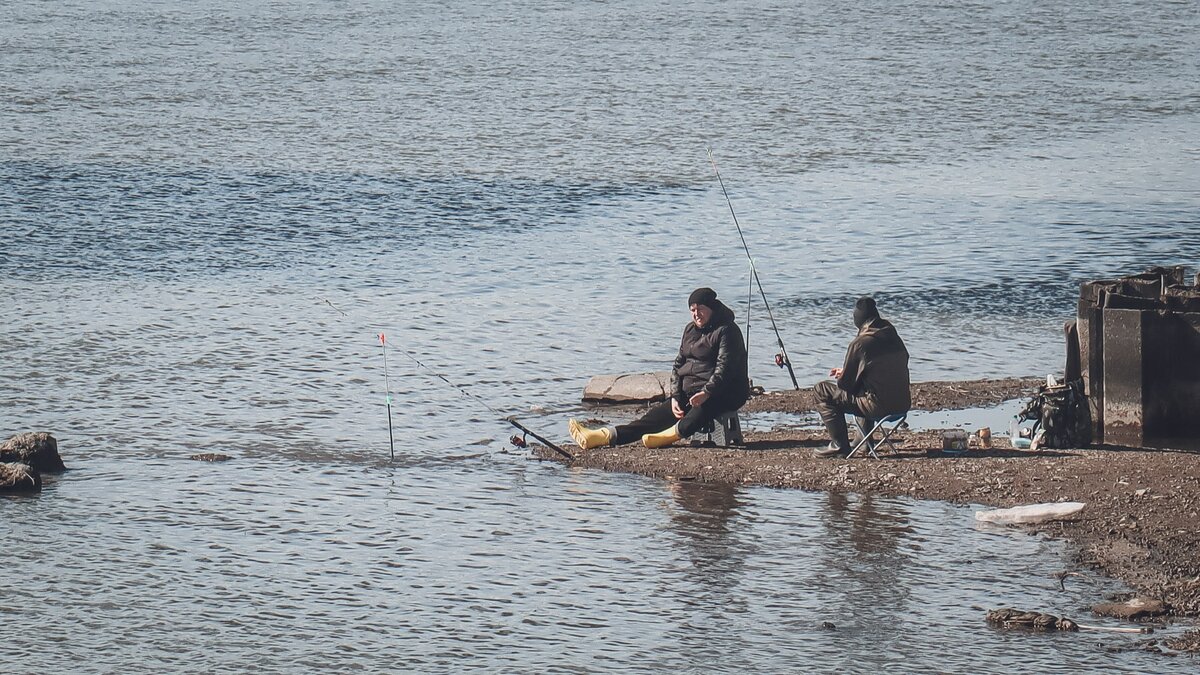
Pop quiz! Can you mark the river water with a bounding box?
[3,0,1199,671]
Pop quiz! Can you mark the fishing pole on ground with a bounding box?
[377,338,574,461]
[706,147,800,390]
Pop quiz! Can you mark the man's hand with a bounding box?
[671,398,686,419]
[689,390,709,408]
[829,367,843,379]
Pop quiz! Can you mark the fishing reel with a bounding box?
[509,433,528,449]
[774,353,789,369]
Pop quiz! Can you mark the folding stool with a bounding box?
[846,413,908,459]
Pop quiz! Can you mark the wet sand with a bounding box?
[538,378,1200,653]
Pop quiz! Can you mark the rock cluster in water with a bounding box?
[0,432,66,494]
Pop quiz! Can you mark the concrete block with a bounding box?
[1143,311,1200,439]
[1102,309,1147,446]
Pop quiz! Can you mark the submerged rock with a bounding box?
[0,432,65,473]
[189,453,232,462]
[0,462,42,493]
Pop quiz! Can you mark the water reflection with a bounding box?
[663,481,751,615]
[817,493,914,644]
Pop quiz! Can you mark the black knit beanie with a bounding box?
[688,287,718,309]
[853,296,879,328]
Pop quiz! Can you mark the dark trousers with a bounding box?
[813,380,867,451]
[613,395,741,446]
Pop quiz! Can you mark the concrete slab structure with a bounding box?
[1078,266,1200,448]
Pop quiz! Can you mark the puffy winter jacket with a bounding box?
[671,300,750,409]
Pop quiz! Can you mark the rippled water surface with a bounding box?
[3,0,1199,671]
[5,462,1189,673]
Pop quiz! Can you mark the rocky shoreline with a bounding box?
[537,378,1200,654]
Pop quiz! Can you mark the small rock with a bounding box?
[190,453,232,462]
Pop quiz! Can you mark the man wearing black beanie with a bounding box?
[569,287,750,450]
[813,296,911,457]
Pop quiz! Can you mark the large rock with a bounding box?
[0,432,66,473]
[582,372,672,403]
[0,462,41,493]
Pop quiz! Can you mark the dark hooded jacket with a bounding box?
[836,316,911,417]
[671,300,750,409]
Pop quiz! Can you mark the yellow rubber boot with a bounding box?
[568,418,613,450]
[642,424,681,449]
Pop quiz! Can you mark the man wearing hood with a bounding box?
[813,296,911,458]
[569,287,750,450]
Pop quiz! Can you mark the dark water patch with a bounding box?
[0,160,688,281]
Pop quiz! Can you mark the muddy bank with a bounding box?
[542,378,1200,653]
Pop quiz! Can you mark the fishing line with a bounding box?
[745,270,753,361]
[706,147,801,390]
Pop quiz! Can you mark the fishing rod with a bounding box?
[378,334,396,462]
[378,338,575,462]
[706,147,800,390]
[319,297,574,461]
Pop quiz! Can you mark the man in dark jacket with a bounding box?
[813,296,910,458]
[569,287,750,449]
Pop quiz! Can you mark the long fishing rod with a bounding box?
[706,147,800,390]
[320,297,573,461]
[379,339,575,461]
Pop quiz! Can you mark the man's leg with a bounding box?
[813,380,866,456]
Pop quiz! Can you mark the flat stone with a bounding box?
[1092,597,1169,620]
[582,372,672,403]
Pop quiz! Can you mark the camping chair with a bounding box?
[846,413,908,459]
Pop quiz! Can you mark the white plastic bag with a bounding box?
[975,502,1086,525]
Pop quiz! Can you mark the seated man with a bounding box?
[814,296,910,458]
[569,287,750,450]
